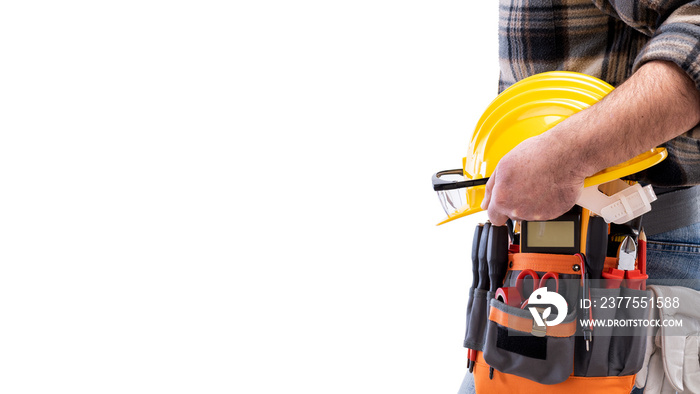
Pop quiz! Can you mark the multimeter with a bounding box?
[520,206,582,255]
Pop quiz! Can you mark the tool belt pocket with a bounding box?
[503,253,583,307]
[483,296,578,385]
[464,288,493,352]
[574,287,652,377]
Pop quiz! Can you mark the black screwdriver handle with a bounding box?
[586,216,608,287]
[488,225,510,292]
[477,222,492,290]
[471,224,484,290]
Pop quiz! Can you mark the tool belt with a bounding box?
[465,245,650,393]
[644,185,700,236]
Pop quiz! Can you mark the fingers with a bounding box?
[487,205,510,226]
[644,347,666,394]
[481,175,510,226]
[480,173,577,225]
[634,331,658,388]
[480,175,494,211]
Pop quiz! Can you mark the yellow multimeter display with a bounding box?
[521,207,581,254]
[526,221,576,248]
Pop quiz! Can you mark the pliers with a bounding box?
[602,236,647,290]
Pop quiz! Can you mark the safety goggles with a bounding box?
[432,169,489,217]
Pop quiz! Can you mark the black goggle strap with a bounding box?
[432,169,490,191]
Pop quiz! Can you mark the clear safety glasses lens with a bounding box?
[432,169,489,216]
[437,187,466,216]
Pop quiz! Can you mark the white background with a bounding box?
[1,1,498,393]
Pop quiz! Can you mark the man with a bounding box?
[459,1,700,392]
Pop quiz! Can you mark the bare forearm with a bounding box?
[546,60,700,180]
[482,61,700,225]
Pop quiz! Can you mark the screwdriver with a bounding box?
[477,223,492,291]
[585,216,608,287]
[579,253,593,351]
[488,225,509,292]
[486,224,509,380]
[506,219,518,245]
[470,222,491,371]
[465,224,483,372]
[472,225,484,292]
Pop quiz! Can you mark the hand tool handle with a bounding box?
[625,270,648,290]
[585,216,608,288]
[487,225,509,292]
[602,269,625,289]
[477,223,491,290]
[471,224,484,290]
[468,349,476,373]
[579,253,593,351]
[464,224,484,365]
[506,219,516,244]
[540,272,559,293]
[515,269,539,298]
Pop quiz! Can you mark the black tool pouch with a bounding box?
[574,286,652,377]
[574,287,620,376]
[478,253,582,384]
[464,288,493,352]
[610,287,652,375]
[483,297,578,384]
[463,287,476,348]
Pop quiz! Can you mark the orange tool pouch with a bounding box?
[471,253,649,393]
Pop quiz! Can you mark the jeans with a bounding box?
[457,222,700,394]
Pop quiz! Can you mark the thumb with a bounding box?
[682,335,700,393]
[635,332,657,388]
[480,175,495,210]
[644,346,665,394]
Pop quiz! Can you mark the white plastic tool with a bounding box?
[576,179,657,224]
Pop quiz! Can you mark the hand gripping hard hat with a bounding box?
[432,71,667,225]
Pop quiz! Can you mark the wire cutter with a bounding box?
[602,236,648,290]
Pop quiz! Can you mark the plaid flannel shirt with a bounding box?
[498,0,700,186]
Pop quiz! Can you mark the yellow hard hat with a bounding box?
[433,71,667,225]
